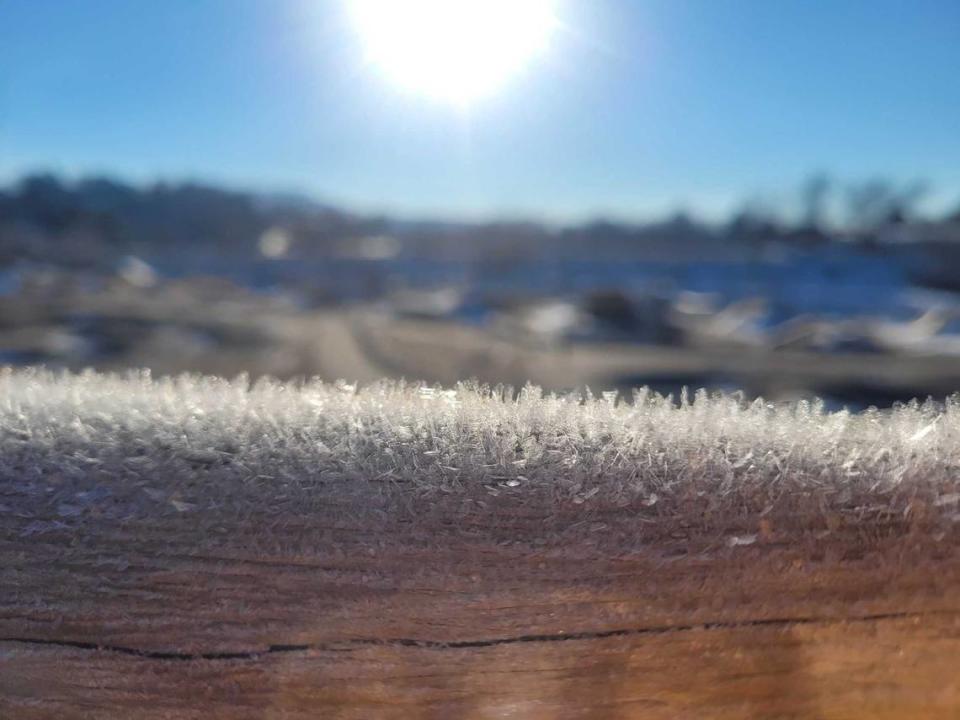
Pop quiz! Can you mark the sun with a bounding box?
[348,0,558,105]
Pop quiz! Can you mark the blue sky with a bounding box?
[2,0,959,221]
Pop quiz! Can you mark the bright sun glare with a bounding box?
[348,0,558,104]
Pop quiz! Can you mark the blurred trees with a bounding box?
[800,173,831,229]
[0,172,958,275]
[845,179,927,229]
[794,173,931,232]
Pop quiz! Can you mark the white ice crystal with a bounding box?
[1,368,959,530]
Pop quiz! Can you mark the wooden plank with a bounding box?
[4,614,960,720]
[2,499,959,718]
[3,371,960,717]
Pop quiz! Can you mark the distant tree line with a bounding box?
[0,173,958,271]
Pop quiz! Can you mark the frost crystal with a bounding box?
[1,368,958,532]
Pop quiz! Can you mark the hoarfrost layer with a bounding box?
[2,369,959,531]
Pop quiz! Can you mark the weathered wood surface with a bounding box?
[3,496,959,719]
[4,369,960,717]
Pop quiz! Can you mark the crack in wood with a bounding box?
[3,609,955,661]
[0,637,311,661]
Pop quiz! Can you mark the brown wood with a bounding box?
[3,484,959,719]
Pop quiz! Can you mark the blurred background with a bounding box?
[2,0,960,408]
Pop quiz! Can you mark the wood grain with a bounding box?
[2,490,959,719]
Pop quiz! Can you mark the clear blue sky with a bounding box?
[2,0,959,221]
